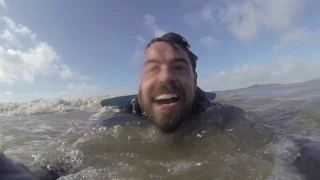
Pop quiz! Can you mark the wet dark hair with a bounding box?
[145,32,198,73]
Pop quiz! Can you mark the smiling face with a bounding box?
[138,41,197,133]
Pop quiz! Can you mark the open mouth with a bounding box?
[153,94,180,105]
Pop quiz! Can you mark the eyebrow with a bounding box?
[172,58,189,65]
[143,58,189,67]
[143,59,160,67]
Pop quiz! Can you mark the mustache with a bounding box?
[150,81,185,98]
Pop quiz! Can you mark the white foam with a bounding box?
[0,95,121,116]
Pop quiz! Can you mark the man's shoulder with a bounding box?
[199,101,247,129]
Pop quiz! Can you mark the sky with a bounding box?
[0,0,320,102]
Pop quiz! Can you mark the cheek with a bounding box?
[180,78,195,97]
[139,79,153,99]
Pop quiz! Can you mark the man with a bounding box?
[1,32,320,180]
[99,32,245,132]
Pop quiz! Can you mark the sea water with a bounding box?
[1,80,320,180]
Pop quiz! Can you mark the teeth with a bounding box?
[155,94,178,100]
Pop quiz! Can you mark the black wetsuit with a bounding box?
[1,87,320,180]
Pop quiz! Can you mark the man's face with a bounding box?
[138,41,197,133]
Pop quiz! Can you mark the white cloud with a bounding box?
[4,91,12,95]
[136,35,146,44]
[219,0,306,41]
[0,46,34,84]
[29,83,107,100]
[144,14,166,37]
[59,64,89,81]
[183,5,217,30]
[200,35,219,48]
[199,57,320,91]
[184,0,305,42]
[0,17,87,84]
[200,5,214,22]
[18,43,60,75]
[0,0,5,7]
[3,17,36,41]
[0,29,17,44]
[57,83,106,99]
[281,27,310,44]
[275,26,320,50]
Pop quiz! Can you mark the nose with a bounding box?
[158,66,175,83]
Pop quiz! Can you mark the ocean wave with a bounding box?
[0,95,120,116]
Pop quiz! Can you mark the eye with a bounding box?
[174,65,183,70]
[145,64,159,74]
[173,64,188,72]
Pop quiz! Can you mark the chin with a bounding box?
[152,113,184,133]
[156,123,182,133]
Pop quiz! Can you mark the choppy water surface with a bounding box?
[1,79,320,180]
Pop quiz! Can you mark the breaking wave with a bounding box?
[0,95,120,116]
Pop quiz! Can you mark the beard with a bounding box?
[138,81,194,133]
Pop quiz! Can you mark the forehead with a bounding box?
[143,41,189,63]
